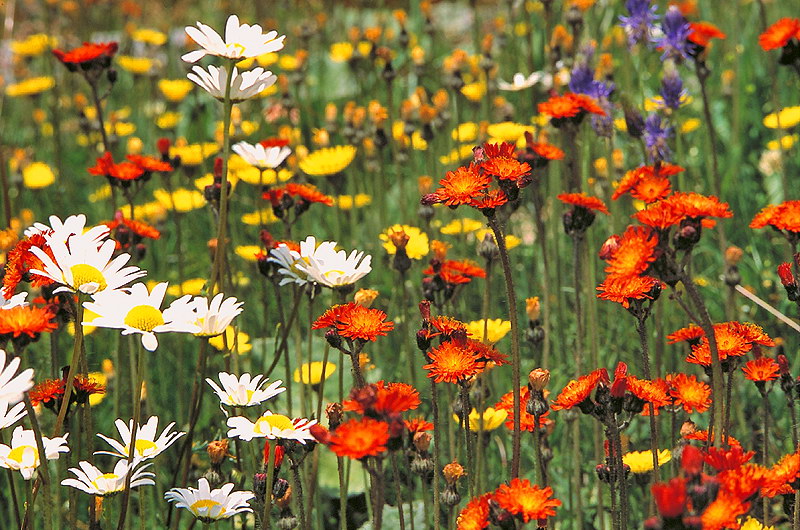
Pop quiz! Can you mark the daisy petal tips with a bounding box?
[181,14,285,63]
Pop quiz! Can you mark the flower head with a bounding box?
[380,225,429,260]
[165,478,254,523]
[294,361,336,385]
[62,461,154,496]
[758,18,800,51]
[298,146,357,176]
[95,416,185,463]
[668,373,711,413]
[422,340,485,384]
[164,293,243,338]
[327,417,389,460]
[0,349,34,404]
[226,411,316,443]
[187,64,276,102]
[182,15,285,63]
[0,426,69,479]
[313,302,393,342]
[619,0,659,46]
[652,6,691,61]
[232,142,291,170]
[623,449,671,474]
[206,372,285,408]
[742,357,780,383]
[52,42,117,69]
[493,479,561,523]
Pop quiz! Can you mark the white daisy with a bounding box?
[187,64,276,102]
[0,400,26,429]
[0,289,27,310]
[267,243,306,286]
[206,372,285,408]
[163,293,244,338]
[181,14,285,63]
[24,214,110,248]
[95,416,185,463]
[83,282,200,351]
[61,461,154,496]
[294,236,372,288]
[165,478,254,523]
[29,237,146,295]
[497,71,552,92]
[232,142,291,170]
[226,411,316,443]
[0,349,34,405]
[0,426,69,480]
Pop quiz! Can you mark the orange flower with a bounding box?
[538,93,605,120]
[88,152,145,182]
[703,445,755,472]
[627,376,670,408]
[763,451,800,497]
[494,386,551,432]
[667,192,733,220]
[3,233,55,294]
[758,18,800,51]
[430,316,467,338]
[480,156,531,183]
[688,22,727,47]
[668,373,711,413]
[686,322,774,366]
[285,183,334,206]
[328,417,390,460]
[73,374,106,404]
[104,213,161,245]
[343,381,421,415]
[430,163,491,207]
[652,478,687,519]
[318,303,394,342]
[0,305,58,339]
[613,164,684,201]
[742,356,780,382]
[528,141,564,161]
[126,154,173,173]
[604,226,658,277]
[52,42,118,66]
[456,493,491,530]
[469,189,508,210]
[633,201,684,230]
[404,417,434,433]
[700,494,749,530]
[493,479,561,523]
[750,201,800,233]
[596,275,659,308]
[718,463,767,500]
[551,369,608,410]
[422,340,485,384]
[684,429,740,448]
[557,192,610,215]
[29,378,65,407]
[666,324,703,344]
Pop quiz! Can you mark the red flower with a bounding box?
[343,381,421,415]
[688,22,727,47]
[328,417,390,460]
[668,373,711,413]
[126,154,173,173]
[404,417,434,433]
[551,369,609,410]
[557,192,610,215]
[596,275,659,308]
[667,324,704,344]
[429,163,491,207]
[283,183,334,206]
[422,340,485,384]
[703,445,755,472]
[758,18,800,51]
[742,356,780,382]
[456,493,491,530]
[0,305,58,339]
[52,42,118,66]
[313,303,394,342]
[29,378,65,407]
[750,201,800,233]
[493,479,561,523]
[778,262,796,287]
[603,225,658,277]
[652,478,686,519]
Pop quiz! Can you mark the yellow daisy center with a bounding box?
[129,439,158,457]
[69,264,107,292]
[254,414,293,434]
[91,473,120,489]
[226,42,246,56]
[124,305,164,332]
[190,499,225,515]
[7,445,36,464]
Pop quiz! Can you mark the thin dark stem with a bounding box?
[636,316,660,485]
[54,297,84,436]
[291,464,307,530]
[430,378,441,530]
[117,341,145,530]
[762,390,770,525]
[390,453,406,530]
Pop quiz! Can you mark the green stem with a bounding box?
[262,440,276,530]
[22,393,54,530]
[116,340,146,530]
[53,296,84,437]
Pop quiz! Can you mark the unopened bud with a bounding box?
[525,297,541,322]
[528,368,550,391]
[599,234,621,260]
[354,288,378,307]
[325,402,343,429]
[442,460,465,485]
[207,439,230,465]
[413,432,431,452]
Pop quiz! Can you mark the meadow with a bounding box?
[0,0,799,528]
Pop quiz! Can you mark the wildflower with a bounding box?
[165,478,254,523]
[426,164,492,207]
[688,22,727,49]
[652,478,687,519]
[62,461,154,496]
[652,6,691,61]
[293,362,336,385]
[660,69,686,111]
[742,357,780,383]
[298,145,357,176]
[456,493,492,529]
[623,449,671,473]
[701,494,749,530]
[117,56,154,75]
[551,369,609,410]
[132,28,167,46]
[668,373,711,413]
[153,188,206,212]
[344,381,421,416]
[380,225,429,260]
[558,192,610,215]
[52,42,117,70]
[0,305,58,345]
[465,319,511,344]
[422,341,485,384]
[158,79,194,102]
[272,236,371,289]
[0,400,26,429]
[644,113,674,162]
[0,426,69,479]
[758,18,800,51]
[206,372,284,408]
[538,92,606,126]
[493,479,561,523]
[29,378,65,408]
[619,0,658,46]
[164,293,243,337]
[187,65,276,102]
[603,226,658,276]
[226,411,316,443]
[497,71,550,91]
[327,417,389,459]
[208,326,252,353]
[232,141,291,169]
[181,15,285,63]
[763,106,800,129]
[0,349,34,404]
[353,289,378,307]
[313,302,393,342]
[6,77,55,98]
[596,275,660,308]
[558,193,609,234]
[83,282,200,351]
[95,416,185,463]
[11,34,55,57]
[453,407,508,432]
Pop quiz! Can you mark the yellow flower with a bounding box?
[767,134,798,151]
[335,194,372,210]
[235,245,262,262]
[241,209,279,226]
[330,42,354,62]
[451,122,479,142]
[169,143,219,166]
[156,112,181,130]
[486,122,534,143]
[69,307,100,337]
[235,57,255,69]
[193,173,238,193]
[167,278,207,297]
[739,517,774,530]
[474,228,521,250]
[461,82,486,103]
[11,34,55,57]
[22,162,55,189]
[465,319,512,344]
[117,56,154,75]
[106,122,136,137]
[380,224,430,260]
[294,361,337,385]
[680,118,701,134]
[622,449,671,474]
[257,52,279,67]
[87,372,107,406]
[6,77,55,97]
[453,408,508,432]
[614,118,628,132]
[158,79,194,103]
[132,28,167,46]
[153,188,205,213]
[209,327,252,354]
[236,166,293,186]
[357,41,372,57]
[299,145,357,176]
[120,201,168,222]
[763,106,800,129]
[279,54,299,71]
[644,94,692,111]
[440,218,483,235]
[439,144,476,165]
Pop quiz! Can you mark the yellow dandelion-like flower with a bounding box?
[767,134,798,151]
[465,319,512,344]
[474,228,521,250]
[153,188,205,213]
[330,42,354,62]
[299,145,357,176]
[279,54,300,71]
[158,79,194,103]
[105,122,136,137]
[451,122,479,142]
[763,106,800,129]
[461,82,487,103]
[486,122,535,143]
[169,143,219,167]
[166,278,207,297]
[622,449,671,474]
[235,245,261,262]
[22,162,55,189]
[439,144,476,165]
[294,362,337,385]
[209,327,252,354]
[739,517,774,530]
[453,408,508,432]
[256,52,279,67]
[235,166,293,186]
[11,34,56,57]
[156,112,182,130]
[119,201,168,222]
[440,218,484,235]
[241,209,279,226]
[88,372,107,406]
[334,194,372,210]
[6,77,55,97]
[680,118,701,134]
[379,224,430,260]
[117,56,154,75]
[132,28,167,46]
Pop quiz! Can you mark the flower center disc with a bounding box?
[7,445,37,465]
[191,499,225,515]
[91,473,120,490]
[132,438,159,457]
[124,305,164,332]
[255,414,293,434]
[69,264,107,292]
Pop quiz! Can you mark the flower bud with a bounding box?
[598,234,621,260]
[528,368,550,391]
[207,439,230,465]
[724,246,743,266]
[326,402,343,429]
[413,432,431,452]
[442,460,465,485]
[354,289,379,307]
[525,297,541,322]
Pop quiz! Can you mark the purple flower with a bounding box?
[644,113,673,162]
[569,63,615,100]
[619,0,658,47]
[652,6,691,62]
[660,69,686,110]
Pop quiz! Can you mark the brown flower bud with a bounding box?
[599,234,621,261]
[354,288,379,307]
[442,460,466,485]
[525,297,541,322]
[724,246,743,266]
[388,228,410,251]
[207,439,230,465]
[413,432,432,452]
[326,402,343,429]
[680,420,697,438]
[528,368,550,391]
